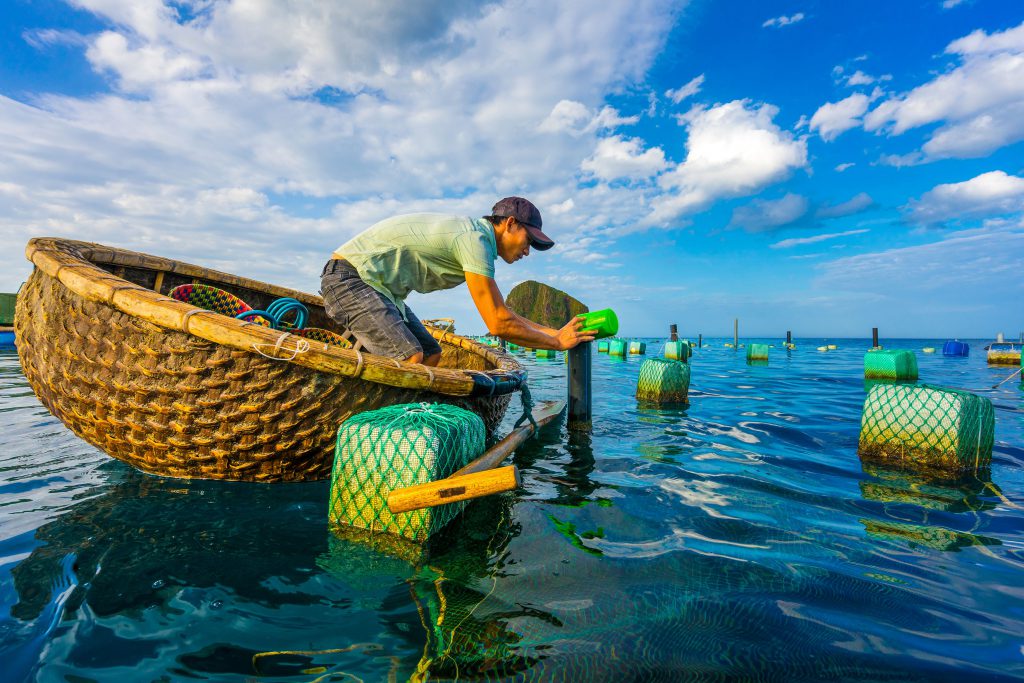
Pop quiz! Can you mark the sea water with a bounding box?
[1,339,1022,682]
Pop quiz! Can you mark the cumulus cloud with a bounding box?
[864,20,1024,158]
[809,87,882,141]
[648,100,807,225]
[581,135,668,181]
[728,194,809,232]
[907,170,1024,225]
[762,13,805,28]
[0,0,685,293]
[665,74,704,104]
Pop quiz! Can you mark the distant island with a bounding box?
[506,280,588,329]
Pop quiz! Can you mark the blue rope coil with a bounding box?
[236,298,308,330]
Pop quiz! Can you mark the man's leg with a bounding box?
[402,303,444,367]
[321,260,425,361]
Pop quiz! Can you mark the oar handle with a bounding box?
[387,466,520,514]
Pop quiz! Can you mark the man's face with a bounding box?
[497,219,532,264]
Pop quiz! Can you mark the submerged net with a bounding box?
[328,402,486,542]
[858,383,994,476]
[636,358,691,403]
[863,349,918,381]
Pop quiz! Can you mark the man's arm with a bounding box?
[464,272,594,350]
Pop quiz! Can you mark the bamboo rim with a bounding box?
[25,238,524,397]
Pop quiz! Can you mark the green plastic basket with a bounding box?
[629,341,646,355]
[609,339,627,357]
[664,340,690,362]
[746,343,769,362]
[864,349,918,381]
[636,358,691,403]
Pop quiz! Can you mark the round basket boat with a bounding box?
[16,238,526,482]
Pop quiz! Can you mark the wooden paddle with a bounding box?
[387,400,565,514]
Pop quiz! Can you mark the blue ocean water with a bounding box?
[1,338,1022,682]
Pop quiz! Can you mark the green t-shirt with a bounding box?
[333,213,497,318]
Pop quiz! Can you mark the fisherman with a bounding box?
[321,196,594,366]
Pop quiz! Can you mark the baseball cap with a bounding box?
[489,196,554,251]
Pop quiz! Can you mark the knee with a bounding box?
[423,352,442,367]
[406,351,425,364]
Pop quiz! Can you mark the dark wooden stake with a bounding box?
[786,330,792,344]
[872,327,879,347]
[567,342,592,432]
[698,334,702,348]
[734,318,738,349]
[670,324,678,341]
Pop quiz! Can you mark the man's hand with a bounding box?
[555,316,596,351]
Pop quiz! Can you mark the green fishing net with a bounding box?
[858,383,994,476]
[746,343,769,362]
[664,340,690,362]
[863,349,918,380]
[636,358,691,403]
[328,402,486,542]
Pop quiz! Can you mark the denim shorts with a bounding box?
[320,259,443,360]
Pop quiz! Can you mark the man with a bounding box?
[321,196,594,366]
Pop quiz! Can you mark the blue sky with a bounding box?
[1,0,1022,338]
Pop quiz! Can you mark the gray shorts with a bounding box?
[320,259,443,360]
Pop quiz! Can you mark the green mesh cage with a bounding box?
[328,402,486,542]
[746,343,769,361]
[864,349,918,381]
[609,339,627,357]
[636,358,691,403]
[664,340,690,361]
[858,383,994,476]
[0,293,15,326]
[597,340,609,353]
[536,348,556,359]
[629,341,646,355]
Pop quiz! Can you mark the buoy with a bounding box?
[329,403,485,541]
[597,340,610,353]
[827,344,838,350]
[817,346,828,352]
[664,340,690,361]
[859,384,994,476]
[536,349,556,359]
[609,339,627,357]
[725,343,734,348]
[942,340,969,357]
[864,349,918,381]
[987,342,1021,366]
[922,347,935,354]
[636,358,691,403]
[629,341,646,355]
[746,343,769,362]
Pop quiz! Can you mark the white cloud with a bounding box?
[771,228,868,249]
[816,192,874,218]
[907,170,1024,225]
[581,135,668,181]
[728,194,809,232]
[648,100,807,224]
[835,162,855,172]
[942,0,966,8]
[844,70,891,87]
[665,74,704,104]
[809,87,882,141]
[0,0,685,294]
[762,13,805,28]
[864,20,1024,158]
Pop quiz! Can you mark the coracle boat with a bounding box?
[16,238,525,482]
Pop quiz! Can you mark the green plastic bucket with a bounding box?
[578,308,619,340]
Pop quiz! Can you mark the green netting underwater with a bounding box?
[328,402,486,542]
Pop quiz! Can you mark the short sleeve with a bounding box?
[453,231,495,278]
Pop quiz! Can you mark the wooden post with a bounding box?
[734,318,738,348]
[698,334,702,348]
[568,342,592,431]
[670,324,678,341]
[872,327,879,348]
[786,330,792,344]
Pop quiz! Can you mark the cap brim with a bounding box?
[525,225,555,251]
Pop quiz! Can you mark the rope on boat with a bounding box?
[252,331,309,361]
[513,381,539,435]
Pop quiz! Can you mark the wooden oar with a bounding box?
[387,399,565,514]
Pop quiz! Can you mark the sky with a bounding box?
[1,0,1022,338]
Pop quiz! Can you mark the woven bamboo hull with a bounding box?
[16,239,523,482]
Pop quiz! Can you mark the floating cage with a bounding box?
[597,340,610,353]
[328,403,485,542]
[664,340,690,361]
[636,358,690,403]
[536,349,557,359]
[864,349,919,381]
[629,341,646,355]
[608,339,627,357]
[942,340,969,357]
[987,341,1021,365]
[746,343,769,362]
[858,383,994,477]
